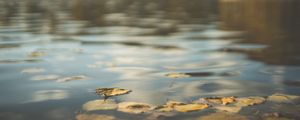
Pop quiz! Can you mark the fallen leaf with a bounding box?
[203,97,236,105]
[57,75,88,82]
[21,68,45,74]
[31,75,60,81]
[174,103,209,112]
[154,101,185,112]
[198,112,248,120]
[28,51,46,57]
[214,106,242,113]
[236,96,265,106]
[267,93,299,103]
[76,114,115,120]
[118,102,155,114]
[96,88,132,97]
[165,73,190,78]
[82,99,117,111]
[221,97,236,105]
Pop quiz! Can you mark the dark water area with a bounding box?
[0,0,300,120]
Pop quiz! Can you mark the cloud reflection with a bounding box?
[29,90,69,103]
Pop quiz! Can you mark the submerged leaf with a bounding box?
[236,96,265,106]
[82,99,117,111]
[174,103,209,112]
[118,102,155,114]
[76,114,115,120]
[165,73,190,78]
[57,75,88,82]
[96,88,132,97]
[267,93,299,103]
[198,112,248,120]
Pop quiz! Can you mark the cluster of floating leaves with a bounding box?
[83,88,299,119]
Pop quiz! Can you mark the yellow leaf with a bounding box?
[236,97,265,106]
[165,73,190,78]
[267,93,299,103]
[174,103,209,112]
[118,102,155,114]
[96,88,132,97]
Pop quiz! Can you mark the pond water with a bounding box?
[0,0,300,120]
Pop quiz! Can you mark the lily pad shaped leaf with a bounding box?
[174,103,209,112]
[267,93,300,103]
[96,88,132,97]
[57,75,88,82]
[118,102,155,114]
[76,114,115,120]
[82,99,117,111]
[236,96,265,106]
[165,73,190,78]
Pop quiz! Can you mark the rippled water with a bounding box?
[0,0,300,120]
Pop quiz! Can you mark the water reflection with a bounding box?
[29,90,69,103]
[220,0,300,65]
[0,0,300,120]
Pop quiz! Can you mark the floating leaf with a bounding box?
[174,103,209,112]
[82,99,117,111]
[21,68,45,74]
[198,112,248,120]
[203,97,236,105]
[57,75,88,82]
[155,101,185,112]
[96,88,132,97]
[165,73,190,78]
[267,93,299,103]
[28,51,46,57]
[76,114,115,120]
[31,75,60,81]
[214,106,242,113]
[221,97,236,105]
[236,96,265,106]
[118,102,155,114]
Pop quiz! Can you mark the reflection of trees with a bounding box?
[70,0,217,24]
[220,0,300,65]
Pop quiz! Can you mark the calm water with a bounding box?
[0,0,300,120]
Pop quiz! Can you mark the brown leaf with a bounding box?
[236,96,265,106]
[267,93,299,103]
[174,103,209,112]
[118,102,155,114]
[96,88,132,97]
